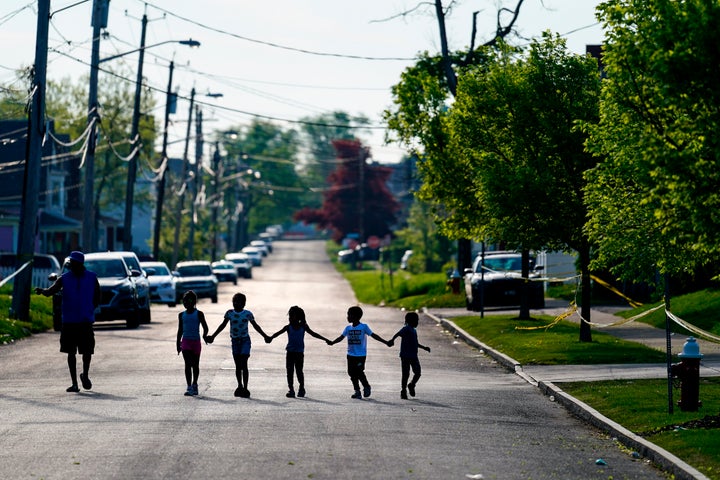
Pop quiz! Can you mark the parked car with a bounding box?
[224,252,253,279]
[241,246,263,266]
[173,261,218,303]
[141,261,176,307]
[258,232,274,252]
[463,251,545,311]
[49,252,143,330]
[114,251,151,323]
[249,240,270,256]
[211,260,238,285]
[337,249,355,264]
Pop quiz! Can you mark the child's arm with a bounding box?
[370,332,392,347]
[305,324,331,343]
[418,342,431,353]
[198,311,210,344]
[250,319,270,341]
[207,315,229,343]
[176,312,184,354]
[267,325,288,343]
[327,333,345,346]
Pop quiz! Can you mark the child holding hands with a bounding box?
[390,311,430,399]
[176,290,210,396]
[206,292,269,398]
[327,306,391,399]
[267,305,330,398]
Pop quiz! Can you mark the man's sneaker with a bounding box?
[66,384,80,393]
[408,383,416,397]
[286,389,295,398]
[191,384,199,396]
[401,390,408,400]
[363,385,372,398]
[297,387,306,398]
[351,390,362,399]
[184,386,193,396]
[79,373,92,390]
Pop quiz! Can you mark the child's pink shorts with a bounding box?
[181,338,202,356]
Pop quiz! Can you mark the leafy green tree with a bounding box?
[585,0,720,285]
[448,35,600,332]
[393,200,455,273]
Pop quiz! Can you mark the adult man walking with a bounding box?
[35,251,101,392]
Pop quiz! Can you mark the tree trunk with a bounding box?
[578,242,593,342]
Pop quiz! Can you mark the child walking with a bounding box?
[207,292,269,398]
[390,311,431,399]
[328,306,391,399]
[267,306,330,398]
[176,290,209,396]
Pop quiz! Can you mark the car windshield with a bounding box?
[479,256,522,272]
[85,259,128,278]
[177,265,211,276]
[121,255,140,270]
[150,265,170,276]
[214,264,232,270]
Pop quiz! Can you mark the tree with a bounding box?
[448,34,600,330]
[295,139,399,243]
[384,0,528,273]
[585,0,720,285]
[393,199,454,273]
[300,111,371,187]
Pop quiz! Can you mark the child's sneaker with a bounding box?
[66,384,80,393]
[184,386,193,396]
[408,383,416,397]
[351,390,362,399]
[363,385,372,398]
[297,387,306,398]
[79,373,92,390]
[401,390,408,400]
[286,389,295,398]
[234,387,243,397]
[241,388,251,398]
[191,384,198,396]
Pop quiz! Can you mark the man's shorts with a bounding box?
[231,336,251,356]
[181,338,202,356]
[60,322,95,355]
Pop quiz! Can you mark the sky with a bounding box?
[0,0,604,164]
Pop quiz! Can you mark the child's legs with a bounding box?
[295,352,305,387]
[182,350,200,385]
[409,357,421,386]
[347,355,368,390]
[285,353,295,389]
[400,357,411,389]
[233,353,249,388]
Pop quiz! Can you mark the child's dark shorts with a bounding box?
[60,322,95,355]
[231,336,251,356]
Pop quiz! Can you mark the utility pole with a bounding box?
[171,87,195,267]
[210,143,221,262]
[188,106,202,259]
[11,0,49,321]
[122,12,148,252]
[83,0,108,252]
[152,60,174,260]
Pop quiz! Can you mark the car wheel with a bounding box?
[140,306,152,324]
[126,312,140,329]
[168,302,176,308]
[211,294,218,304]
[233,279,237,285]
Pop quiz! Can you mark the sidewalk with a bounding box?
[424,303,719,480]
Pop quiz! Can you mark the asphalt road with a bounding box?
[0,240,669,480]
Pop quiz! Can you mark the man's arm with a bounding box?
[92,278,101,308]
[35,277,62,297]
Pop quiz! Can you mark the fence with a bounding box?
[0,266,55,289]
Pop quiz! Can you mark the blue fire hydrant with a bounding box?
[671,337,703,412]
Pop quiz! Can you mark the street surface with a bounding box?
[0,240,668,479]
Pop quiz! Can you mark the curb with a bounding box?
[423,309,710,480]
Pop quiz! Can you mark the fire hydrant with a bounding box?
[671,337,703,412]
[447,269,461,295]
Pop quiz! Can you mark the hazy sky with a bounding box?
[0,0,604,163]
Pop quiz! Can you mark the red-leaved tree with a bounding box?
[295,139,399,242]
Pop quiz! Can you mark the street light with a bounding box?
[83,10,199,253]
